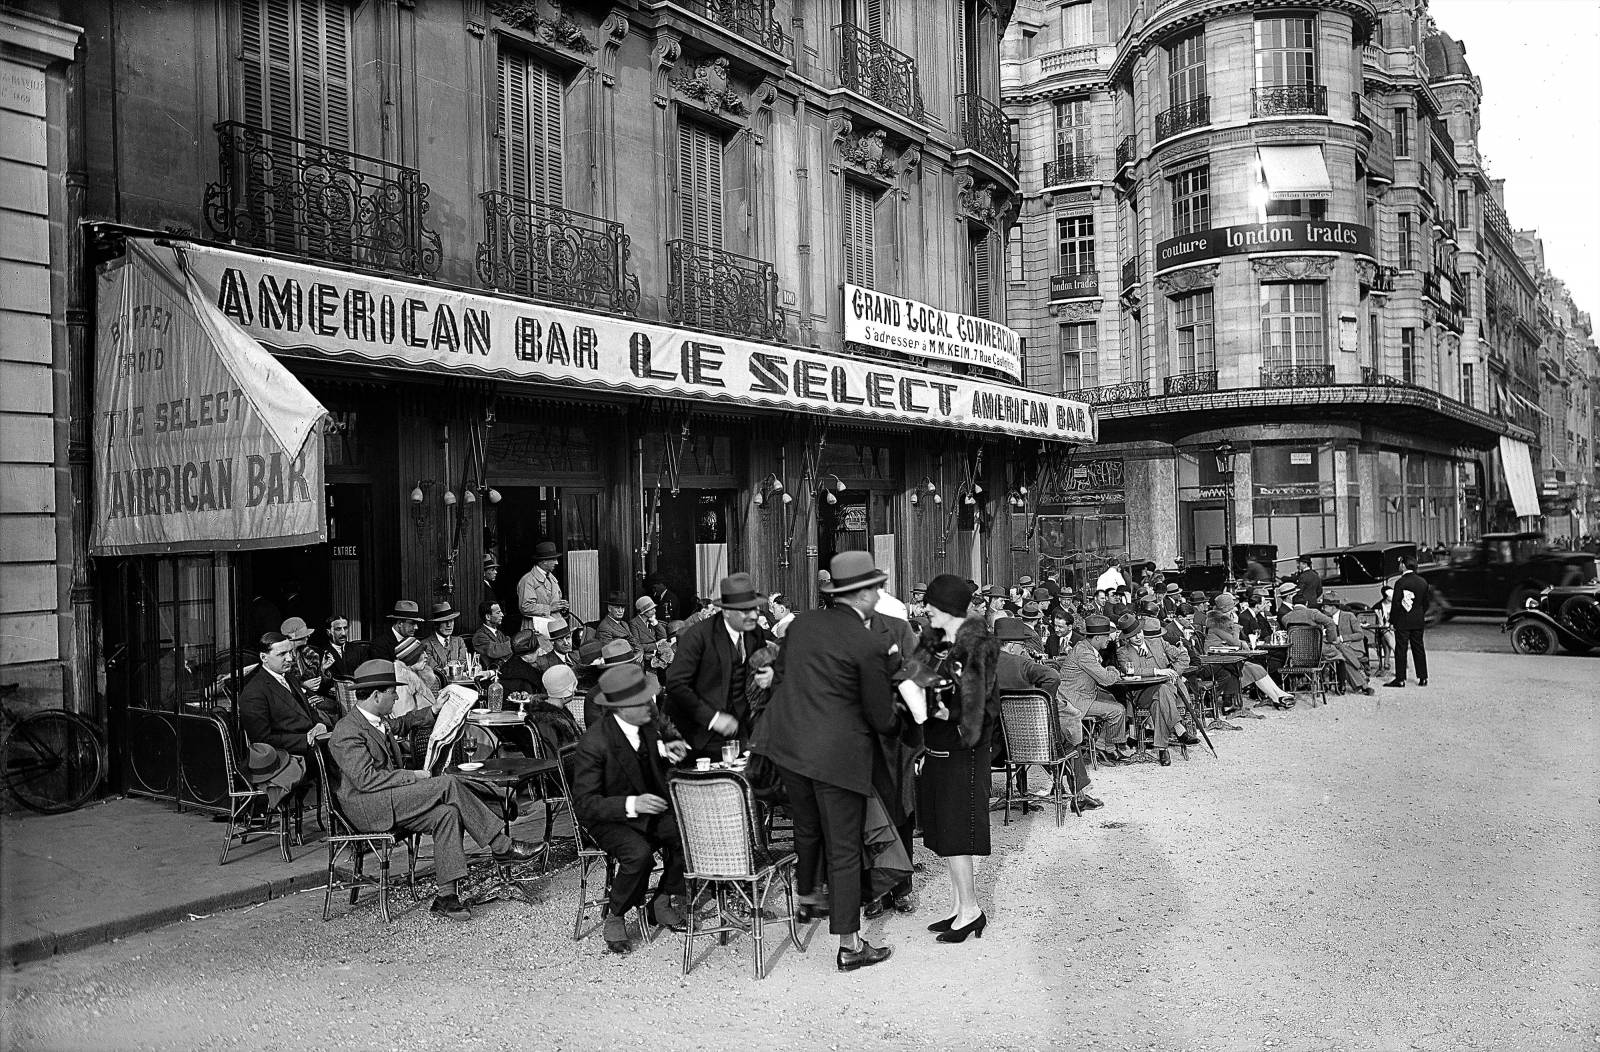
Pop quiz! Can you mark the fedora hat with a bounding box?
[394,637,424,664]
[278,616,312,643]
[388,599,423,622]
[1114,612,1140,635]
[719,572,761,610]
[923,574,976,618]
[427,601,459,623]
[819,552,887,595]
[1083,614,1114,636]
[1019,600,1043,621]
[1017,575,1035,587]
[244,743,294,786]
[594,664,660,708]
[545,619,572,641]
[511,629,539,656]
[993,617,1035,642]
[1187,590,1207,603]
[576,639,606,665]
[598,638,642,666]
[1164,582,1181,594]
[352,658,400,691]
[605,591,630,608]
[532,541,561,560]
[1142,617,1165,637]
[911,581,928,593]
[483,553,498,569]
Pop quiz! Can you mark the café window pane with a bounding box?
[1056,214,1095,273]
[1170,166,1210,235]
[1173,290,1214,373]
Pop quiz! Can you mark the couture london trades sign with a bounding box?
[1155,220,1374,272]
[842,283,1024,380]
[168,242,1092,443]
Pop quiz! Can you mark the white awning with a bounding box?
[1498,436,1542,518]
[1258,145,1333,200]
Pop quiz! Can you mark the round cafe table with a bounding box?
[1198,650,1269,730]
[1106,674,1177,764]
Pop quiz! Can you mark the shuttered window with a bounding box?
[239,0,351,149]
[971,232,994,320]
[842,0,884,34]
[843,181,876,288]
[497,49,565,206]
[678,120,725,248]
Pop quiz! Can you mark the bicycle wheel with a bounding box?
[2,710,105,813]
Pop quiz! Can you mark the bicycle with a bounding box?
[1,684,107,814]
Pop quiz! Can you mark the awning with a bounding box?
[1498,436,1542,518]
[1509,390,1550,418]
[1258,145,1333,200]
[90,241,328,556]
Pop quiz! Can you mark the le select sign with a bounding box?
[1155,220,1374,272]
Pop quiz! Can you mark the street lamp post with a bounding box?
[1214,439,1237,584]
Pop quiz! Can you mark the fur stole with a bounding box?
[913,616,1000,748]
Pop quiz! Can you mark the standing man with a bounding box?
[1291,555,1323,609]
[1386,557,1431,687]
[663,573,771,761]
[752,551,900,972]
[1095,555,1127,595]
[517,541,567,627]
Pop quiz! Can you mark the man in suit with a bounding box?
[1283,597,1376,695]
[1291,555,1323,609]
[1113,613,1198,767]
[1386,557,1431,687]
[627,596,669,660]
[328,660,541,921]
[533,620,579,675]
[570,663,691,954]
[317,614,362,678]
[239,632,334,758]
[1058,615,1136,765]
[367,600,424,662]
[752,551,899,973]
[594,592,632,646]
[469,601,513,672]
[993,618,1100,810]
[418,601,470,679]
[664,573,772,761]
[517,541,567,624]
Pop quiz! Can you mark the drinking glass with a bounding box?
[460,738,478,766]
[721,740,741,765]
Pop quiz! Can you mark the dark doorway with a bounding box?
[817,488,877,571]
[654,488,733,617]
[491,486,561,633]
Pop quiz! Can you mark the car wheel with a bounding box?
[1509,620,1558,656]
[1556,594,1600,641]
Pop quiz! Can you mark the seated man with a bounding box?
[1057,614,1136,764]
[993,618,1099,809]
[1283,597,1376,696]
[594,592,633,646]
[239,632,332,759]
[571,663,690,954]
[469,600,513,672]
[628,596,669,660]
[1112,613,1199,767]
[1203,593,1298,713]
[534,620,579,675]
[328,660,541,921]
[419,602,471,678]
[498,630,545,698]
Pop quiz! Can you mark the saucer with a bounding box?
[457,762,484,772]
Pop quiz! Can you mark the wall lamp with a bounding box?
[909,475,941,506]
[752,472,791,508]
[818,472,847,505]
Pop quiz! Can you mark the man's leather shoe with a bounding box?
[1114,744,1138,760]
[1096,749,1123,765]
[493,839,542,864]
[891,890,918,914]
[796,902,830,924]
[1157,749,1172,767]
[1175,732,1201,746]
[650,896,687,932]
[1075,794,1103,811]
[1417,679,1428,686]
[1361,685,1376,695]
[1383,680,1405,688]
[603,914,632,954]
[836,940,893,972]
[863,895,891,920]
[429,893,471,921]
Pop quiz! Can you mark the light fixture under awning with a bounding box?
[1498,436,1542,519]
[1258,145,1333,200]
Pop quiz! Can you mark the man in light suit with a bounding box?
[327,660,541,921]
[663,573,772,761]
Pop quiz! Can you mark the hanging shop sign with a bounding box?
[842,283,1023,380]
[1155,220,1374,273]
[91,242,327,556]
[169,243,1091,444]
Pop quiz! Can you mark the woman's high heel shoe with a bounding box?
[926,915,958,933]
[935,912,987,943]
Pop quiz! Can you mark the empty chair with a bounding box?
[997,690,1080,827]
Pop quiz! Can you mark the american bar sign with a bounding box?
[1155,220,1374,273]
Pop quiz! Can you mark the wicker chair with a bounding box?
[668,768,802,979]
[219,726,293,865]
[997,690,1080,827]
[314,739,423,923]
[1280,625,1330,707]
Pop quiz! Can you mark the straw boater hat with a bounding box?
[388,599,423,622]
[818,552,887,595]
[244,743,295,785]
[719,573,761,610]
[352,658,401,691]
[594,664,660,708]
[1165,582,1182,595]
[279,617,312,643]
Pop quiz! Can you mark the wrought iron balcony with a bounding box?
[666,239,784,342]
[1154,95,1209,141]
[204,121,441,277]
[835,23,923,120]
[1050,270,1100,300]
[1115,134,1135,170]
[1121,257,1140,291]
[1260,363,1336,388]
[1042,154,1097,186]
[476,192,640,315]
[956,93,1017,174]
[1251,84,1328,118]
[1360,366,1417,389]
[1067,379,1150,405]
[1164,370,1218,396]
[670,0,786,53]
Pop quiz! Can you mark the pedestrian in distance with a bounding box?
[1385,557,1431,687]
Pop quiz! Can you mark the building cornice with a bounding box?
[1111,0,1379,84]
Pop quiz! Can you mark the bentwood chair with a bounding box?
[997,690,1081,827]
[1281,626,1330,708]
[668,768,802,980]
[218,725,293,865]
[314,740,423,923]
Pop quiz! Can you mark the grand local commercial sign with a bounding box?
[1155,220,1374,272]
[842,283,1023,380]
[171,243,1091,443]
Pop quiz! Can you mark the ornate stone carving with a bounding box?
[489,0,596,53]
[748,76,779,146]
[599,8,629,86]
[826,114,853,175]
[651,28,682,108]
[1249,256,1336,282]
[1354,258,1377,288]
[840,129,895,179]
[958,176,998,226]
[1155,263,1220,296]
[895,145,922,177]
[1049,300,1103,321]
[674,55,748,116]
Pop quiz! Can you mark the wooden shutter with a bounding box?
[240,0,349,148]
[844,181,876,287]
[972,232,992,320]
[678,120,724,248]
[497,50,564,205]
[954,0,969,95]
[241,0,296,135]
[298,0,351,149]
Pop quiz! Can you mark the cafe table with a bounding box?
[1196,650,1272,730]
[446,755,559,905]
[1105,674,1181,764]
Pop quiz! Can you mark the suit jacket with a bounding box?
[1294,569,1323,607]
[1390,571,1431,629]
[327,707,438,831]
[420,632,469,676]
[995,650,1062,698]
[365,626,412,663]
[238,667,327,756]
[469,623,513,669]
[571,715,671,832]
[752,606,898,796]
[663,616,770,751]
[594,615,631,646]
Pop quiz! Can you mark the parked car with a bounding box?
[1419,532,1598,621]
[1503,582,1600,655]
[1294,541,1420,610]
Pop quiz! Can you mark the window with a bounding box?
[969,231,994,319]
[239,0,353,147]
[498,50,565,205]
[1061,1,1092,46]
[843,180,876,287]
[1054,98,1092,164]
[1167,31,1206,107]
[1266,198,1328,220]
[1397,212,1413,269]
[1007,226,1024,284]
[1368,313,1379,371]
[1254,16,1315,86]
[1462,361,1474,406]
[1056,214,1095,274]
[1260,282,1326,367]
[1393,107,1410,156]
[842,0,884,34]
[1170,166,1210,235]
[678,119,725,247]
[1060,323,1099,390]
[953,0,976,95]
[1174,290,1215,374]
[1401,327,1416,383]
[1457,188,1471,228]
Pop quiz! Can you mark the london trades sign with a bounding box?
[1155,220,1374,272]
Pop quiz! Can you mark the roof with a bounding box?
[1424,31,1474,79]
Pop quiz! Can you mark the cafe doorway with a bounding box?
[652,488,734,616]
[491,485,602,631]
[818,489,897,593]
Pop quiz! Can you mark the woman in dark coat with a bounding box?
[910,574,1000,943]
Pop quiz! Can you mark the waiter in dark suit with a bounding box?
[663,573,771,761]
[1385,557,1431,687]
[1291,555,1323,609]
[752,551,900,973]
[570,663,691,954]
[239,632,336,757]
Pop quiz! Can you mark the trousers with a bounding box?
[778,765,866,936]
[1393,627,1428,681]
[1127,682,1184,748]
[383,775,505,885]
[587,814,685,913]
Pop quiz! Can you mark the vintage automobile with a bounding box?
[1503,583,1600,655]
[1420,532,1598,621]
[1294,541,1420,609]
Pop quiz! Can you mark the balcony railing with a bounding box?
[956,93,1017,174]
[1050,270,1100,300]
[1164,370,1218,396]
[1260,363,1336,388]
[1352,91,1371,128]
[1039,44,1113,75]
[205,121,442,277]
[476,192,640,315]
[1360,366,1417,389]
[835,23,923,120]
[670,0,786,53]
[666,239,784,342]
[1452,274,1470,316]
[1067,380,1150,405]
[1115,134,1134,169]
[1251,84,1328,118]
[1042,153,1097,186]
[1121,257,1140,291]
[1154,95,1209,141]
